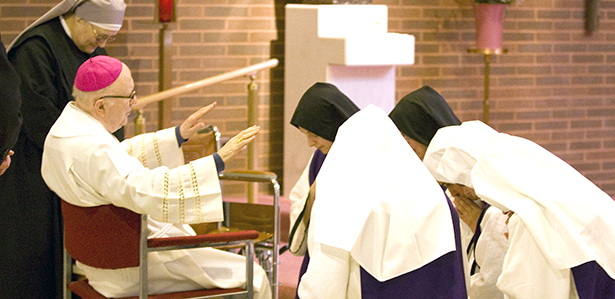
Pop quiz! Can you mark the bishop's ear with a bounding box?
[94,98,106,117]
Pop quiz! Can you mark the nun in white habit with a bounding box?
[425,120,615,299]
[424,121,508,299]
[298,105,467,298]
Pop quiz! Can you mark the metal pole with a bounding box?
[271,179,280,299]
[483,53,491,124]
[134,110,145,135]
[469,48,506,124]
[158,23,174,130]
[247,76,258,203]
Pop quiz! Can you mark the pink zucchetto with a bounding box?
[74,55,122,92]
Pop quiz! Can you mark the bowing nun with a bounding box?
[425,120,615,299]
[420,120,508,299]
[298,105,467,298]
[287,82,360,298]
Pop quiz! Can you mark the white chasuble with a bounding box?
[43,103,223,224]
[42,103,271,298]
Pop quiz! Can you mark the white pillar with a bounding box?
[284,4,415,195]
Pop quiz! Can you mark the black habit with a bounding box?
[0,36,22,164]
[0,18,122,299]
[388,85,460,146]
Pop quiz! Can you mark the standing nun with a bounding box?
[287,82,360,298]
[425,121,615,299]
[0,1,126,298]
[298,105,467,298]
[390,87,507,299]
[0,36,22,176]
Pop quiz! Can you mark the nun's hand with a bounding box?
[454,195,483,233]
[0,150,14,176]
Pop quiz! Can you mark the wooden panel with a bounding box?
[181,128,217,162]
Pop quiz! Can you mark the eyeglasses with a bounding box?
[90,23,116,43]
[99,90,136,100]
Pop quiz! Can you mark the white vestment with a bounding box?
[298,105,457,298]
[288,154,364,299]
[425,120,615,299]
[42,102,271,298]
[427,121,504,299]
[497,214,578,299]
[469,206,508,299]
[473,134,615,299]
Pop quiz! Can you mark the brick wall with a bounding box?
[386,0,615,196]
[2,0,615,196]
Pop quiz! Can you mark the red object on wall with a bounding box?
[159,0,174,23]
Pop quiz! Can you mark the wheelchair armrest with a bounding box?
[148,230,260,249]
[219,170,277,183]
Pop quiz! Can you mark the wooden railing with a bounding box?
[132,59,279,110]
[132,58,279,202]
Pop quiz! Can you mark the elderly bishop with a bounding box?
[41,55,271,298]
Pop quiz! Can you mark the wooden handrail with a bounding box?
[133,58,279,109]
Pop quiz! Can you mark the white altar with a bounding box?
[284,4,415,195]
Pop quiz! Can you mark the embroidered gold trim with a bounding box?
[189,162,201,219]
[153,133,162,166]
[178,168,185,222]
[162,170,169,222]
[140,136,148,167]
[126,139,134,156]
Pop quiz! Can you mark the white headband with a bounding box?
[424,120,498,188]
[7,0,126,51]
[74,0,125,31]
